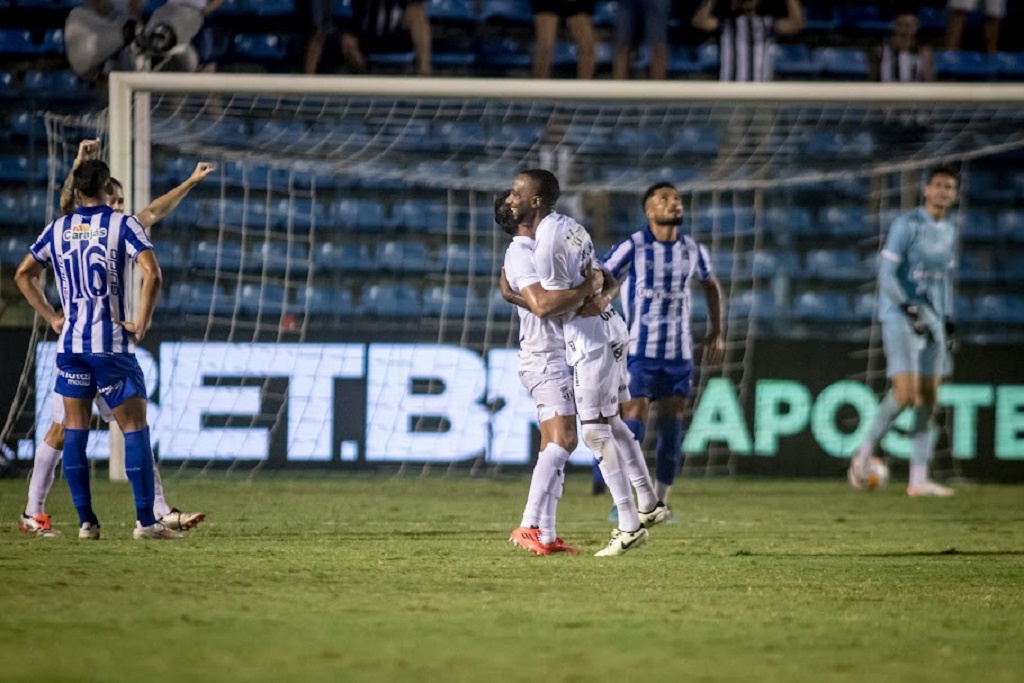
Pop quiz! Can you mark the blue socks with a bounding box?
[124,427,157,527]
[63,428,97,526]
[654,418,684,487]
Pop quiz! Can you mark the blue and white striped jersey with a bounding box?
[603,227,713,361]
[878,207,956,322]
[30,205,153,354]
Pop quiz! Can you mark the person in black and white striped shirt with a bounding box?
[692,0,804,82]
[873,11,934,82]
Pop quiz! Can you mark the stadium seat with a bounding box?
[377,240,432,272]
[254,241,310,275]
[997,210,1024,240]
[957,251,994,283]
[251,120,309,147]
[751,250,798,279]
[313,242,375,272]
[0,71,12,95]
[710,252,737,281]
[150,242,186,272]
[803,249,863,280]
[405,160,463,186]
[612,127,669,152]
[975,295,1024,324]
[934,51,996,80]
[793,291,852,321]
[362,284,422,317]
[1001,254,1024,279]
[439,244,495,276]
[839,5,890,32]
[248,0,295,15]
[669,126,718,156]
[282,198,330,231]
[961,209,997,240]
[0,155,47,183]
[233,35,291,61]
[852,292,876,321]
[436,121,487,151]
[333,0,353,18]
[965,167,1015,202]
[805,132,874,158]
[816,47,870,80]
[488,287,515,317]
[0,193,19,227]
[696,42,719,73]
[994,52,1024,80]
[0,29,48,55]
[0,234,26,266]
[917,6,946,31]
[821,206,870,237]
[481,0,533,23]
[667,45,702,75]
[480,38,532,69]
[429,0,478,22]
[194,119,250,147]
[803,3,840,31]
[728,290,775,320]
[8,111,47,140]
[563,123,614,154]
[182,282,236,317]
[237,283,289,316]
[296,285,354,316]
[764,207,812,236]
[592,0,616,27]
[773,44,823,78]
[696,206,754,237]
[22,190,52,225]
[423,286,484,318]
[194,240,244,272]
[23,71,89,97]
[393,198,448,232]
[490,123,543,150]
[332,198,386,232]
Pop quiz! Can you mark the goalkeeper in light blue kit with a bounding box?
[849,166,960,497]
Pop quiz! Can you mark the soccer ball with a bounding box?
[861,457,890,491]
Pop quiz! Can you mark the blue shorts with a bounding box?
[614,0,671,49]
[881,317,948,378]
[55,353,147,410]
[627,356,694,401]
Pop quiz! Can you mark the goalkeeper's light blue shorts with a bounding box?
[881,316,948,378]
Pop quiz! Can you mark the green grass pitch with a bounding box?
[1,473,1022,683]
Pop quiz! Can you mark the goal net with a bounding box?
[6,77,1023,480]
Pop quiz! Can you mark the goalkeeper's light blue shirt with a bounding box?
[877,207,957,322]
[602,227,713,361]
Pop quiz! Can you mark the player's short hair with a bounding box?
[494,190,517,236]
[73,159,111,200]
[519,169,560,206]
[642,182,677,208]
[926,165,958,184]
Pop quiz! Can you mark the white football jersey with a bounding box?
[503,236,565,358]
[533,212,627,362]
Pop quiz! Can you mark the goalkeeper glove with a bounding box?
[899,303,933,339]
[944,317,959,353]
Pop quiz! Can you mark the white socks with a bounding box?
[521,443,567,530]
[26,441,62,516]
[538,444,569,545]
[910,405,935,487]
[655,481,672,507]
[583,423,641,532]
[609,416,658,512]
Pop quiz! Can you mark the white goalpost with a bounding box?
[9,75,1022,480]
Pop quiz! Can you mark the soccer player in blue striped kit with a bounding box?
[849,166,960,497]
[598,183,724,518]
[15,159,180,539]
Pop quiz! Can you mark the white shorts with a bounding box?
[572,341,630,421]
[518,351,576,423]
[50,392,114,425]
[948,0,1005,18]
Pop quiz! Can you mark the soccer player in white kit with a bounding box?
[16,140,212,537]
[506,169,666,556]
[497,191,603,555]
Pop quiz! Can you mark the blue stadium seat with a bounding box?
[1002,254,1024,279]
[764,207,812,236]
[563,123,614,153]
[194,240,245,271]
[332,198,386,232]
[0,193,20,227]
[998,210,1024,240]
[0,71,12,95]
[481,0,533,23]
[975,295,1024,324]
[750,250,798,279]
[803,3,840,31]
[247,0,295,15]
[696,42,719,72]
[333,0,353,18]
[803,249,863,280]
[965,167,1015,202]
[251,120,309,147]
[961,209,996,240]
[0,29,48,55]
[488,287,515,317]
[429,0,478,22]
[182,282,236,317]
[151,242,186,272]
[773,44,823,78]
[23,71,89,97]
[917,6,946,31]
[710,252,737,280]
[613,127,669,152]
[839,5,890,32]
[805,132,874,158]
[490,123,542,149]
[362,284,422,317]
[816,47,870,79]
[821,206,870,237]
[282,198,330,231]
[163,282,188,313]
[423,286,484,318]
[436,122,487,151]
[392,198,447,232]
[669,126,718,156]
[378,240,432,272]
[195,119,250,147]
[439,244,494,275]
[852,292,876,321]
[696,207,754,237]
[793,291,852,321]
[22,190,52,225]
[957,251,994,283]
[994,52,1024,80]
[592,0,617,27]
[406,160,463,186]
[481,38,532,69]
[8,111,47,140]
[313,242,375,272]
[934,50,996,80]
[233,34,291,61]
[664,45,701,75]
[296,285,332,315]
[253,241,310,274]
[0,155,47,183]
[237,283,289,316]
[728,290,774,320]
[0,234,26,266]
[367,50,415,67]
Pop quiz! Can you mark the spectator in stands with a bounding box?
[946,0,1004,54]
[691,0,804,81]
[301,0,432,76]
[613,0,672,79]
[873,10,934,81]
[532,0,596,79]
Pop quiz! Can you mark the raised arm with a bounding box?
[134,162,215,229]
[116,249,162,342]
[14,254,63,335]
[692,0,719,32]
[60,139,100,216]
[774,0,805,36]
